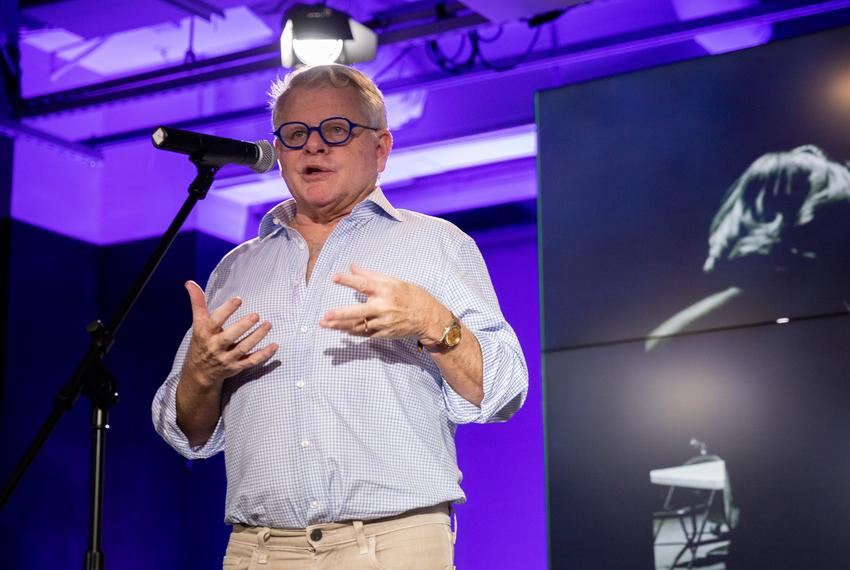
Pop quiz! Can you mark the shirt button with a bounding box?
[272,218,281,226]
[300,325,308,334]
[298,241,305,250]
[301,439,310,448]
[296,380,305,389]
[310,500,320,509]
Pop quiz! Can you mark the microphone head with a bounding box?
[151,127,168,148]
[253,140,276,174]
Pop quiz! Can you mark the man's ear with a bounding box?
[376,130,393,173]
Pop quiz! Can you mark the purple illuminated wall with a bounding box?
[455,224,545,570]
[0,135,11,381]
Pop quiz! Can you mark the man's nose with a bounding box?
[303,129,328,153]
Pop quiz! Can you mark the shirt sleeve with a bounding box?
[151,326,225,460]
[438,236,529,424]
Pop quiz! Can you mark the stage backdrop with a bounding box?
[539,24,850,569]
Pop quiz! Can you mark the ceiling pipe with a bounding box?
[13,0,850,121]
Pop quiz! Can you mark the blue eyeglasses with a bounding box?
[273,116,380,149]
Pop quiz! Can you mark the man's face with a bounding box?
[274,86,392,220]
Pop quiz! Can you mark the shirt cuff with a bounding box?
[153,374,224,459]
[441,333,500,424]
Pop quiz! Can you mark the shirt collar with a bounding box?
[357,186,404,223]
[258,185,403,240]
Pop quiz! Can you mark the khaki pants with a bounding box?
[223,505,456,570]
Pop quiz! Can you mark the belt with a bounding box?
[232,503,451,537]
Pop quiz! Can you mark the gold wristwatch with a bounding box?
[418,314,462,352]
[439,315,463,348]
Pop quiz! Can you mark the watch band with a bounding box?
[418,314,462,353]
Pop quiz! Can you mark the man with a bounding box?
[152,64,528,569]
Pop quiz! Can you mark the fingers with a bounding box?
[237,342,279,369]
[331,271,375,295]
[185,281,209,326]
[185,279,245,333]
[320,315,370,333]
[320,302,385,338]
[228,321,273,357]
[219,313,261,346]
[325,267,427,341]
[207,296,243,332]
[186,319,277,385]
[331,264,400,296]
[183,280,279,384]
[350,263,384,279]
[321,303,373,324]
[320,316,373,336]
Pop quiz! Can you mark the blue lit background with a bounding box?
[2,1,850,568]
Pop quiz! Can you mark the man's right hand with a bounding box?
[182,280,279,388]
[176,281,278,446]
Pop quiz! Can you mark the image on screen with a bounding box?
[538,24,850,570]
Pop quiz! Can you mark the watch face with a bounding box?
[445,324,462,347]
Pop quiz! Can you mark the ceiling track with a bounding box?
[160,0,224,20]
[12,0,484,117]
[14,0,850,124]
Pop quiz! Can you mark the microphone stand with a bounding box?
[0,158,221,570]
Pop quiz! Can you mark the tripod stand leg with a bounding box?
[84,404,108,570]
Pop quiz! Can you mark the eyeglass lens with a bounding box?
[279,118,352,148]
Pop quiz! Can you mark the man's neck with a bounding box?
[291,186,374,230]
[289,210,345,286]
[291,210,345,233]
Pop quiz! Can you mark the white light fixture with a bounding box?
[280,3,377,68]
[292,38,343,66]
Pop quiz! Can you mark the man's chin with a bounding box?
[290,181,334,200]
[291,186,349,213]
[289,181,374,214]
[302,185,340,203]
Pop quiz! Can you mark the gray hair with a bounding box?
[704,145,850,272]
[269,64,387,130]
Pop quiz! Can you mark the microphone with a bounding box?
[151,126,276,173]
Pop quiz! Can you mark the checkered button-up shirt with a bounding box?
[152,186,528,528]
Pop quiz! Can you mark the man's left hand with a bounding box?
[319,264,450,345]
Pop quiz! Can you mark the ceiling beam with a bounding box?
[12,0,487,117]
[13,0,850,120]
[0,116,102,162]
[160,0,224,20]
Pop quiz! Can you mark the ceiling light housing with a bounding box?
[280,4,377,68]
